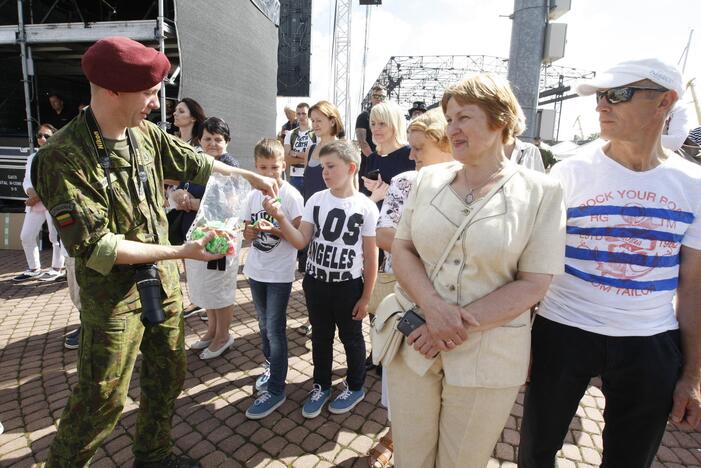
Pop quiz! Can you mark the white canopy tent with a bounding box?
[551,139,605,160]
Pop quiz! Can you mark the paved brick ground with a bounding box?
[1,249,700,467]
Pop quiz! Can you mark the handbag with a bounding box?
[370,167,518,366]
[367,271,397,315]
[167,209,187,245]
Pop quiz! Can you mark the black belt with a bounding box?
[291,164,304,168]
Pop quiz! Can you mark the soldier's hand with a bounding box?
[181,231,224,261]
[248,174,279,197]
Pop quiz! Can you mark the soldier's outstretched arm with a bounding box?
[114,232,221,265]
[210,159,278,197]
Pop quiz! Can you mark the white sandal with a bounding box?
[199,335,235,360]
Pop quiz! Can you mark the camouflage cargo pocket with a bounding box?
[80,318,130,398]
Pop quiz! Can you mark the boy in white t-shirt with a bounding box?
[263,140,379,420]
[242,138,304,420]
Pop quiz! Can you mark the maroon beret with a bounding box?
[81,36,171,92]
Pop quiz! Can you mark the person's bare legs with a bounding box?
[202,309,217,342]
[209,305,234,351]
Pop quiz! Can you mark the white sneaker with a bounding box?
[39,268,66,282]
[12,269,44,282]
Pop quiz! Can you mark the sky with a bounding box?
[276,0,701,142]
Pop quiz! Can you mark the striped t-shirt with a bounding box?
[539,146,701,336]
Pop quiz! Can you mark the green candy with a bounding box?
[206,236,230,255]
[191,227,235,255]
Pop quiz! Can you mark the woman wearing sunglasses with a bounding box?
[14,123,66,282]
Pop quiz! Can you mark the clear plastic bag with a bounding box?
[185,173,251,256]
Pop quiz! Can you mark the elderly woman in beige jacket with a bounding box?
[388,74,566,468]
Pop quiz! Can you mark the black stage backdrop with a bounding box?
[175,0,279,168]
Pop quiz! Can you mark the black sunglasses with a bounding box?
[37,133,52,139]
[595,86,668,105]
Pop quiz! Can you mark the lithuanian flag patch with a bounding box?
[55,212,75,227]
[50,202,76,228]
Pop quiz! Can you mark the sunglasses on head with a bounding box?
[595,86,668,105]
[37,133,52,139]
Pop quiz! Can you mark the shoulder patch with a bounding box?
[50,202,76,227]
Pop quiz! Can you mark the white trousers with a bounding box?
[20,210,64,270]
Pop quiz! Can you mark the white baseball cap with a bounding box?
[575,58,684,98]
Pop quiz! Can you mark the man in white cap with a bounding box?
[519,58,701,467]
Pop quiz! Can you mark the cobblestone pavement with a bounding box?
[1,249,700,467]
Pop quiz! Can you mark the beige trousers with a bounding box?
[387,354,520,468]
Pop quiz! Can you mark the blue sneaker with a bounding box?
[328,381,365,414]
[245,391,286,420]
[64,328,80,350]
[301,384,331,419]
[255,361,271,392]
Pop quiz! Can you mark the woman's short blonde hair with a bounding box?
[309,100,345,138]
[407,109,451,153]
[370,101,408,154]
[441,73,525,144]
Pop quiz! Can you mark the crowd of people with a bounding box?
[9,34,701,468]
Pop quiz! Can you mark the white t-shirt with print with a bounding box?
[539,146,701,336]
[302,190,379,283]
[243,181,304,283]
[284,127,315,177]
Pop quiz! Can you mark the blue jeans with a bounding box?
[289,175,304,193]
[248,279,292,396]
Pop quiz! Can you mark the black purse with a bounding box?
[167,209,187,245]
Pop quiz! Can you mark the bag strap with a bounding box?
[427,165,519,282]
[393,164,519,308]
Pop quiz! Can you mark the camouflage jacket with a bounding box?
[32,111,213,323]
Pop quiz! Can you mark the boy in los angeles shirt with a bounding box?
[243,138,304,419]
[263,140,379,419]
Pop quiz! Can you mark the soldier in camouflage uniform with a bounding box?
[32,37,277,468]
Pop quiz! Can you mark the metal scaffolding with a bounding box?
[361,54,595,136]
[0,0,177,147]
[331,0,352,135]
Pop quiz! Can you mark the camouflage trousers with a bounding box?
[46,296,185,467]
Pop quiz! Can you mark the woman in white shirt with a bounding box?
[13,123,65,282]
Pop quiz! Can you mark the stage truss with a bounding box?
[362,54,595,139]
